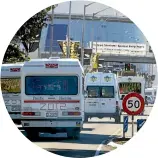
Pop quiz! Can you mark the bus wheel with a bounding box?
[26,130,39,141]
[84,116,88,123]
[13,120,21,125]
[115,115,121,124]
[74,131,80,140]
[67,130,80,140]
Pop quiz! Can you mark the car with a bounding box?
[145,95,155,104]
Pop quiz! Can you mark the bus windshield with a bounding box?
[119,82,141,94]
[25,76,78,95]
[87,86,100,98]
[1,78,21,93]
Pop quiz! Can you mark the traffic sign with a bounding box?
[122,92,145,115]
[137,119,146,131]
[123,116,128,133]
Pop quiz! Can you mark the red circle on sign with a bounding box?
[122,92,145,115]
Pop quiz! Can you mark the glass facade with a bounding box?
[39,18,146,53]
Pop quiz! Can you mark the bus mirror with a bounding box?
[121,95,125,100]
[84,91,88,98]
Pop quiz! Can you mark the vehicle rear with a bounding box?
[1,63,23,124]
[84,72,121,123]
[117,76,145,110]
[145,88,157,97]
[21,58,84,139]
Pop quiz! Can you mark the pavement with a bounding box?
[17,105,153,158]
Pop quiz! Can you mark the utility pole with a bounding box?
[67,1,72,58]
[49,5,54,57]
[81,2,95,66]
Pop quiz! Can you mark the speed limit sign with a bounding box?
[122,92,145,115]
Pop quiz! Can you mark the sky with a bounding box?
[49,1,125,17]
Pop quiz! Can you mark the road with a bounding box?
[18,105,153,158]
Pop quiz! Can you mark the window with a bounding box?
[87,86,115,98]
[1,78,21,93]
[87,86,100,98]
[145,92,152,96]
[101,86,114,98]
[119,82,141,94]
[25,76,78,95]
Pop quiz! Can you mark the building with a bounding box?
[29,1,156,76]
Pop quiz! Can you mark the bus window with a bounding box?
[119,82,141,94]
[25,76,78,95]
[1,78,21,93]
[87,86,100,98]
[101,86,114,98]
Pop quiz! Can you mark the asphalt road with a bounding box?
[17,105,153,158]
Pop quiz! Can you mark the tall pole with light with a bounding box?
[49,5,54,57]
[67,1,72,58]
[91,7,111,53]
[81,2,95,66]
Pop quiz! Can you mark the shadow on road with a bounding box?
[46,148,106,158]
[86,121,123,125]
[25,132,118,145]
[81,127,94,131]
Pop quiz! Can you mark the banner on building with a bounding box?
[89,42,146,56]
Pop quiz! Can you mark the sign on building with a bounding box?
[89,42,146,56]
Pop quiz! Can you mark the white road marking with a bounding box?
[95,124,132,156]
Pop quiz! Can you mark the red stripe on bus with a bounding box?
[24,100,80,103]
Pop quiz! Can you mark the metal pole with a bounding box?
[38,47,40,58]
[91,14,94,51]
[132,115,134,137]
[49,6,54,57]
[67,1,72,58]
[81,5,86,66]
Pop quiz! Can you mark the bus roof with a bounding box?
[22,58,84,73]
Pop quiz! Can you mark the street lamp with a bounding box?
[49,5,55,57]
[67,1,72,58]
[91,7,111,52]
[81,2,95,66]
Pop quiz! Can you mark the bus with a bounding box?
[84,72,121,123]
[21,58,84,140]
[1,63,23,124]
[117,76,145,110]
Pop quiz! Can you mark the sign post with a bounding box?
[132,115,134,137]
[122,92,145,137]
[123,116,128,138]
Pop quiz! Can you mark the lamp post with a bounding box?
[67,1,72,58]
[81,2,95,66]
[91,7,111,52]
[49,5,54,57]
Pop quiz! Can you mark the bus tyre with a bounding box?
[26,130,39,141]
[13,120,21,125]
[115,115,121,124]
[67,131,80,140]
[84,116,88,123]
[74,131,80,140]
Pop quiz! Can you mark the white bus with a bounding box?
[21,58,84,140]
[84,72,121,123]
[117,76,145,110]
[1,63,23,124]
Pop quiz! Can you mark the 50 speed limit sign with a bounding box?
[122,92,145,115]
